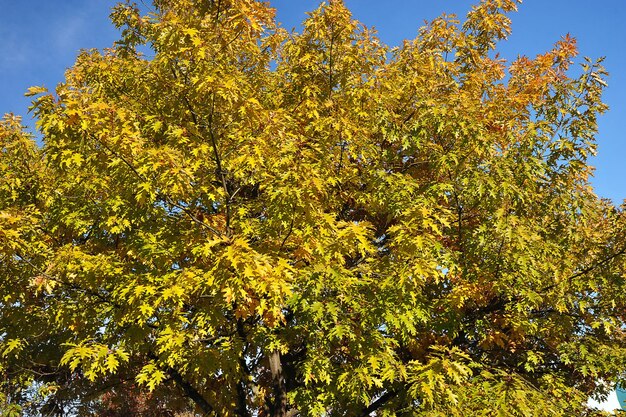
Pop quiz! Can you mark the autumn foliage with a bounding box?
[1,0,625,416]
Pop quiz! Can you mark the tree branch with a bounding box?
[359,390,396,417]
[148,351,217,416]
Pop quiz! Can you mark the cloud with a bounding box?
[53,12,87,51]
[0,33,31,71]
[0,7,87,72]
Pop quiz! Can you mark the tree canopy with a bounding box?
[1,0,625,415]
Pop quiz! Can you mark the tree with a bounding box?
[1,0,625,415]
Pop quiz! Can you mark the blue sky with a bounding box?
[1,0,624,203]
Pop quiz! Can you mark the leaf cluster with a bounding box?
[1,0,625,416]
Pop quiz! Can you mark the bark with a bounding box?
[268,350,288,417]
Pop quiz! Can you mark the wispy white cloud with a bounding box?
[0,18,32,70]
[53,12,87,51]
[0,37,30,70]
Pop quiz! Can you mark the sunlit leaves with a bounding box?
[60,343,130,382]
[0,0,624,416]
[136,362,167,392]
